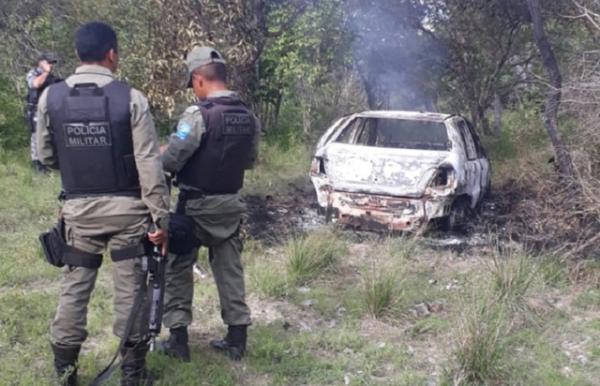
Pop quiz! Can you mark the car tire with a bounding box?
[440,197,468,232]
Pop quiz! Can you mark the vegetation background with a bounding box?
[0,0,599,385]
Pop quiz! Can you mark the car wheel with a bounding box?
[441,197,468,232]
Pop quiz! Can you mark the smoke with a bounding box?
[346,0,446,111]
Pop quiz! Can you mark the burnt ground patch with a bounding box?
[242,184,324,244]
[242,181,521,252]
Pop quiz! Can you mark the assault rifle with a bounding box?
[145,224,167,351]
[91,224,167,385]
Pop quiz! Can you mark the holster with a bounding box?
[168,193,202,255]
[39,220,66,268]
[168,213,201,255]
[39,218,103,269]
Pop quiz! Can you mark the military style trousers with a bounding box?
[51,198,151,347]
[28,112,39,162]
[163,194,251,329]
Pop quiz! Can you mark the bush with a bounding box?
[0,78,28,151]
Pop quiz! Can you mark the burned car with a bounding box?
[310,111,491,231]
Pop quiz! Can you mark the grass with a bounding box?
[447,289,512,385]
[285,229,346,285]
[489,246,540,313]
[2,149,600,385]
[243,142,312,196]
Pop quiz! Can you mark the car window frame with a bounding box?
[464,118,487,159]
[457,119,478,160]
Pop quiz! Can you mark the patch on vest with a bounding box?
[222,113,253,136]
[64,122,112,147]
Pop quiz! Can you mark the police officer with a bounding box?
[26,52,61,173]
[160,46,259,361]
[36,22,170,385]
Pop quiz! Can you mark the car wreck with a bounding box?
[310,111,491,231]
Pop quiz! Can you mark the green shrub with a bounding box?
[0,78,28,150]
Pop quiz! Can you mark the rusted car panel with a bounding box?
[311,111,491,231]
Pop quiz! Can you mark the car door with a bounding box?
[456,118,482,207]
[465,119,491,200]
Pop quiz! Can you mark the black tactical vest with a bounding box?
[27,73,59,106]
[46,80,141,198]
[177,96,256,194]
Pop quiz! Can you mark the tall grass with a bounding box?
[285,230,347,285]
[489,247,539,313]
[450,293,511,385]
[359,236,418,319]
[362,261,402,319]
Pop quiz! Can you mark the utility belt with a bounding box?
[177,188,238,201]
[59,190,142,201]
[39,218,146,269]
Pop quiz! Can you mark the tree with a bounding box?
[257,0,358,141]
[525,0,576,179]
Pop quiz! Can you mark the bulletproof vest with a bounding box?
[27,73,59,105]
[177,96,256,194]
[46,80,141,198]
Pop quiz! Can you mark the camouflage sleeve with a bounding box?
[245,115,261,170]
[129,88,170,229]
[26,69,38,88]
[161,105,206,174]
[35,89,58,168]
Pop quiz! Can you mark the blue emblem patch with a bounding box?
[176,122,192,140]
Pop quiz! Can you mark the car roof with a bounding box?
[355,110,452,122]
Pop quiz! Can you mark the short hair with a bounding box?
[75,22,118,62]
[193,63,227,83]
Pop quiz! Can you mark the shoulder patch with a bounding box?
[176,121,192,140]
[184,105,200,114]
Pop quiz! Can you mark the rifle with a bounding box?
[145,224,167,351]
[91,224,167,385]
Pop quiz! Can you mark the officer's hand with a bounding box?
[148,228,168,256]
[159,144,168,155]
[40,60,52,73]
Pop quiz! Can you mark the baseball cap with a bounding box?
[39,52,59,64]
[185,46,226,88]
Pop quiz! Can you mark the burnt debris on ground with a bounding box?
[242,182,522,253]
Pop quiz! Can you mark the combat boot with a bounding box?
[33,160,49,174]
[120,341,154,386]
[51,343,80,386]
[157,326,190,362]
[210,325,247,361]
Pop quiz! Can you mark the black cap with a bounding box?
[39,52,59,64]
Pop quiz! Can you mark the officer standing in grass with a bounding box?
[36,22,169,385]
[159,46,259,362]
[26,52,61,173]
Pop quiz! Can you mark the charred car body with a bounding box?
[310,111,491,231]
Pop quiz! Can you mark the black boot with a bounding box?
[33,160,49,174]
[157,327,190,362]
[210,325,247,361]
[51,343,80,386]
[120,341,154,386]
